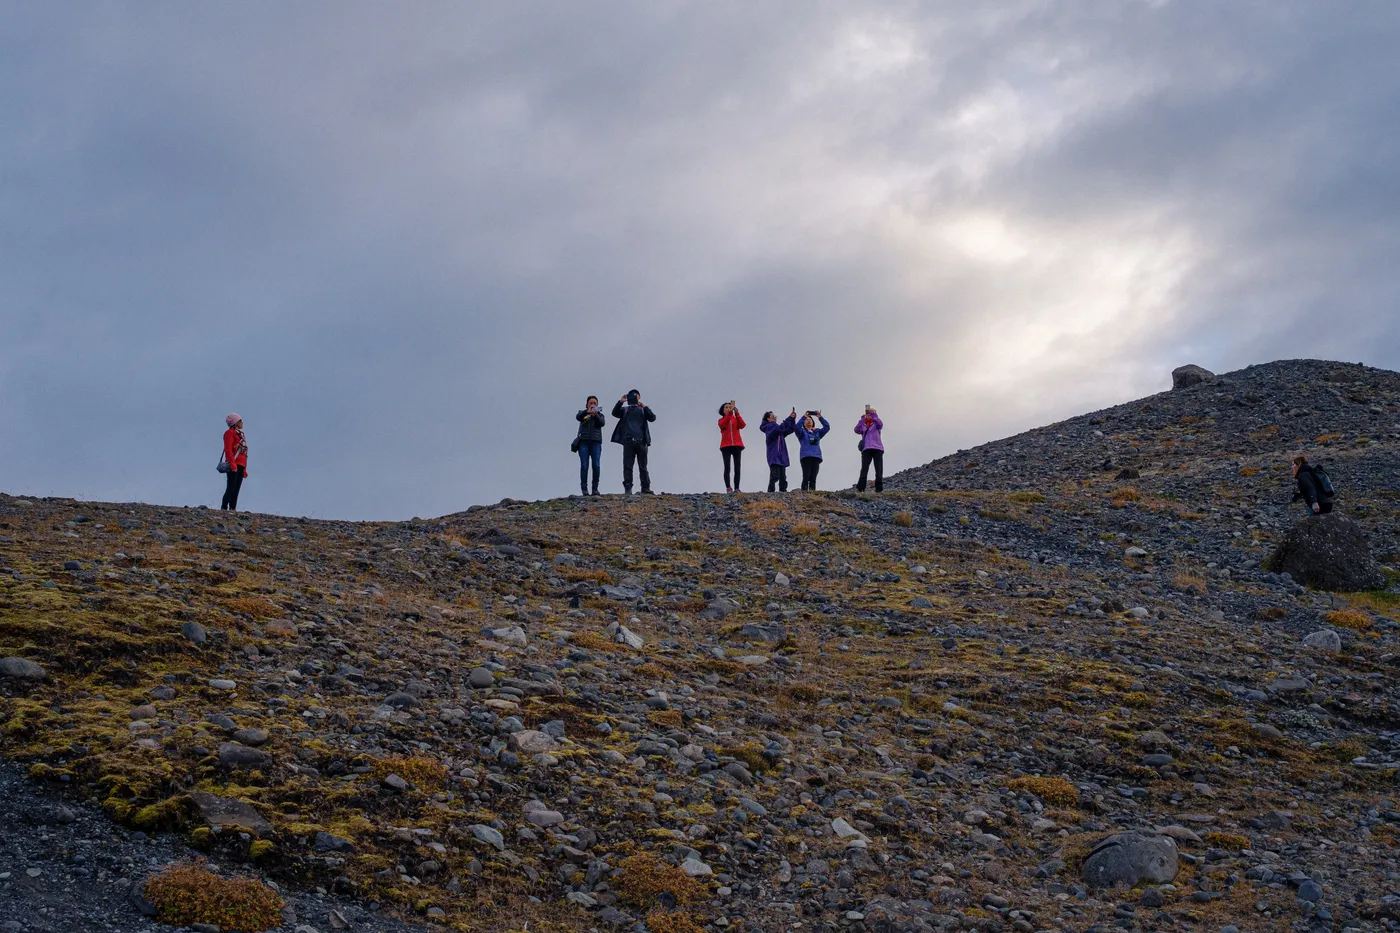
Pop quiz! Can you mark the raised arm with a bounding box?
[735,412,746,430]
[644,405,657,423]
[817,417,830,438]
[611,400,625,418]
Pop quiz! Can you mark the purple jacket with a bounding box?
[794,416,830,460]
[760,414,797,467]
[855,413,884,452]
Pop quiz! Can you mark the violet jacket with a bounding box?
[855,413,884,452]
[760,414,797,467]
[794,417,830,460]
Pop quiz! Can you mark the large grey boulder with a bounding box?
[1264,515,1386,592]
[1082,832,1179,888]
[1171,364,1214,389]
[0,657,46,681]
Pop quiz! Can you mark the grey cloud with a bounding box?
[2,3,1398,518]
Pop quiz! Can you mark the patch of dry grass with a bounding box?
[144,863,283,932]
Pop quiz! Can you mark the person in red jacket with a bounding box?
[717,400,746,493]
[221,413,248,511]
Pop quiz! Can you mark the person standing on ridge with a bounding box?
[761,409,797,492]
[855,405,885,493]
[611,389,656,494]
[575,395,606,496]
[1292,455,1335,515]
[220,413,248,511]
[717,400,746,493]
[794,410,830,491]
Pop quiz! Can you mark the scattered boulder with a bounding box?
[508,730,560,755]
[1082,832,1179,888]
[217,742,271,770]
[179,621,208,645]
[1171,364,1214,389]
[189,791,273,837]
[0,657,46,681]
[1263,515,1386,592]
[1302,629,1342,652]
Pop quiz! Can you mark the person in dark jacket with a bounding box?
[220,413,248,511]
[575,396,606,496]
[717,400,746,493]
[794,411,830,491]
[611,389,656,494]
[760,409,797,492]
[1293,455,1335,514]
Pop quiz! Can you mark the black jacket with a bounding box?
[611,401,656,446]
[575,410,606,444]
[1294,465,1333,508]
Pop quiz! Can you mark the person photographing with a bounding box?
[574,395,606,496]
[855,404,885,493]
[717,400,746,493]
[611,389,657,494]
[760,408,797,492]
[794,410,830,491]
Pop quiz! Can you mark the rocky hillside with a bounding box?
[2,358,1400,933]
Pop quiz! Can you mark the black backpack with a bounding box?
[1311,465,1336,497]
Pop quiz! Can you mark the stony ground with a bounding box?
[1,359,1399,933]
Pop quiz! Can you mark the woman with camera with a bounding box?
[794,410,830,491]
[855,405,885,493]
[760,408,798,492]
[717,400,746,493]
[574,396,606,496]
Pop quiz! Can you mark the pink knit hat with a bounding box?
[225,413,242,427]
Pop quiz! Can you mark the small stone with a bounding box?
[1297,880,1323,904]
[488,626,528,647]
[469,667,495,688]
[470,824,505,851]
[232,728,269,747]
[218,742,271,770]
[382,773,409,792]
[681,857,714,876]
[207,678,237,691]
[1140,886,1165,908]
[524,809,565,827]
[508,730,560,755]
[180,620,208,644]
[772,572,790,587]
[311,831,356,853]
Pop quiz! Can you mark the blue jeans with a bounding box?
[578,441,602,492]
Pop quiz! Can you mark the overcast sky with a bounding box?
[3,3,1398,520]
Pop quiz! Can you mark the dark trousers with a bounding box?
[221,466,246,511]
[1314,498,1335,514]
[857,449,884,492]
[721,445,743,490]
[577,441,601,492]
[622,440,650,492]
[800,456,821,491]
[768,464,788,492]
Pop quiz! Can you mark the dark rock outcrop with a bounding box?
[1264,514,1386,591]
[1171,364,1214,389]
